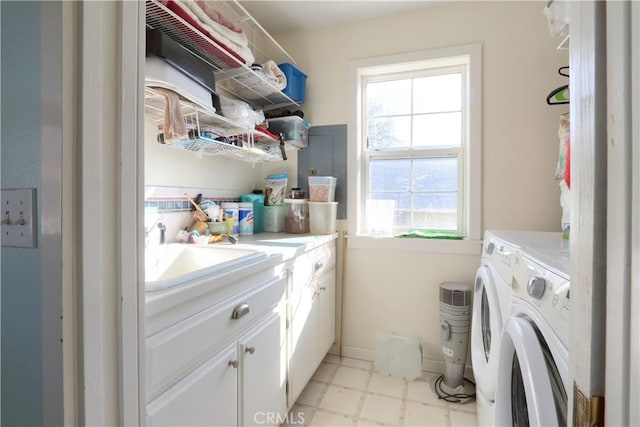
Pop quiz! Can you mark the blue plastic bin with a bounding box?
[278,63,307,103]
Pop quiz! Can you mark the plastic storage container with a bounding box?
[238,202,254,235]
[264,205,285,232]
[267,116,310,148]
[308,202,338,235]
[284,199,309,234]
[240,193,264,234]
[278,63,307,103]
[308,176,337,202]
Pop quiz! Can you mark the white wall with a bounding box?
[273,1,569,366]
[144,119,261,192]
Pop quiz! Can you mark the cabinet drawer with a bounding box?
[146,275,286,401]
[290,241,336,296]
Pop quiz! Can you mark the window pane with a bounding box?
[413,193,458,230]
[413,73,462,113]
[412,112,461,147]
[368,116,411,150]
[367,79,411,117]
[369,192,410,227]
[413,158,458,191]
[369,159,410,192]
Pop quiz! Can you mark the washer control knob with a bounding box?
[485,242,495,255]
[527,276,546,299]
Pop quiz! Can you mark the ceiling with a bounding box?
[238,1,440,35]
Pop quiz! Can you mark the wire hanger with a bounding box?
[546,66,570,105]
[558,66,570,78]
[547,85,569,105]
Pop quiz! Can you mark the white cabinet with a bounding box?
[145,237,338,425]
[288,241,337,405]
[147,311,285,427]
[241,312,286,427]
[146,341,238,426]
[146,274,287,426]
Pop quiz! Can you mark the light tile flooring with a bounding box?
[284,355,478,427]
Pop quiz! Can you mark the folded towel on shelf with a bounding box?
[153,87,188,143]
[182,0,249,48]
[170,0,255,65]
[194,1,245,36]
[261,60,287,90]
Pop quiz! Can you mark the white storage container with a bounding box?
[308,202,338,235]
[308,176,337,202]
[264,205,285,232]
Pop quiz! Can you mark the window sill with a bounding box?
[346,234,483,255]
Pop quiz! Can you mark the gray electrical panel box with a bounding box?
[297,124,347,219]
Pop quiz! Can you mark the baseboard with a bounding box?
[333,344,475,381]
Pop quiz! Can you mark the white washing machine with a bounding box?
[471,230,522,426]
[494,241,570,426]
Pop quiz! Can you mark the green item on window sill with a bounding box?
[395,230,464,240]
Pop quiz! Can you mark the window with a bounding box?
[351,45,481,239]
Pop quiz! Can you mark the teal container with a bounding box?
[240,194,265,234]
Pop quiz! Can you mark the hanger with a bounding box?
[546,66,570,105]
[558,66,569,77]
[547,85,570,105]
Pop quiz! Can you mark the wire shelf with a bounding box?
[164,137,283,163]
[145,0,299,108]
[144,86,245,136]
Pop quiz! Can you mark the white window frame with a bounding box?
[347,44,482,244]
[363,65,466,234]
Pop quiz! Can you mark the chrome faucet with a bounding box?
[144,218,166,246]
[158,222,166,245]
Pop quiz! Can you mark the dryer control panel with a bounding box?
[512,252,570,346]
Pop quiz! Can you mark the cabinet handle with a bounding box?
[245,346,255,355]
[228,360,239,368]
[314,262,323,272]
[320,286,327,291]
[231,303,250,319]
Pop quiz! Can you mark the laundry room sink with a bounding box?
[145,244,267,291]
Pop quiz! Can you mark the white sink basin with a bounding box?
[145,244,267,291]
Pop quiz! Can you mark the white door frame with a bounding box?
[568,1,607,424]
[75,1,145,424]
[605,1,640,426]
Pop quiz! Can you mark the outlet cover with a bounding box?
[1,188,37,248]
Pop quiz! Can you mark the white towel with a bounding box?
[154,87,188,143]
[262,60,287,90]
[175,0,254,65]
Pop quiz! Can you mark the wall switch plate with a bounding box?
[1,188,37,248]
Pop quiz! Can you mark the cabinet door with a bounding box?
[317,268,336,358]
[146,342,238,427]
[241,311,287,427]
[288,285,319,405]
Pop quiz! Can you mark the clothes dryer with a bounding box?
[471,230,521,426]
[494,248,570,426]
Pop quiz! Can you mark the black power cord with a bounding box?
[434,374,477,404]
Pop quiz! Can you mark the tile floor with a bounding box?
[284,355,478,427]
